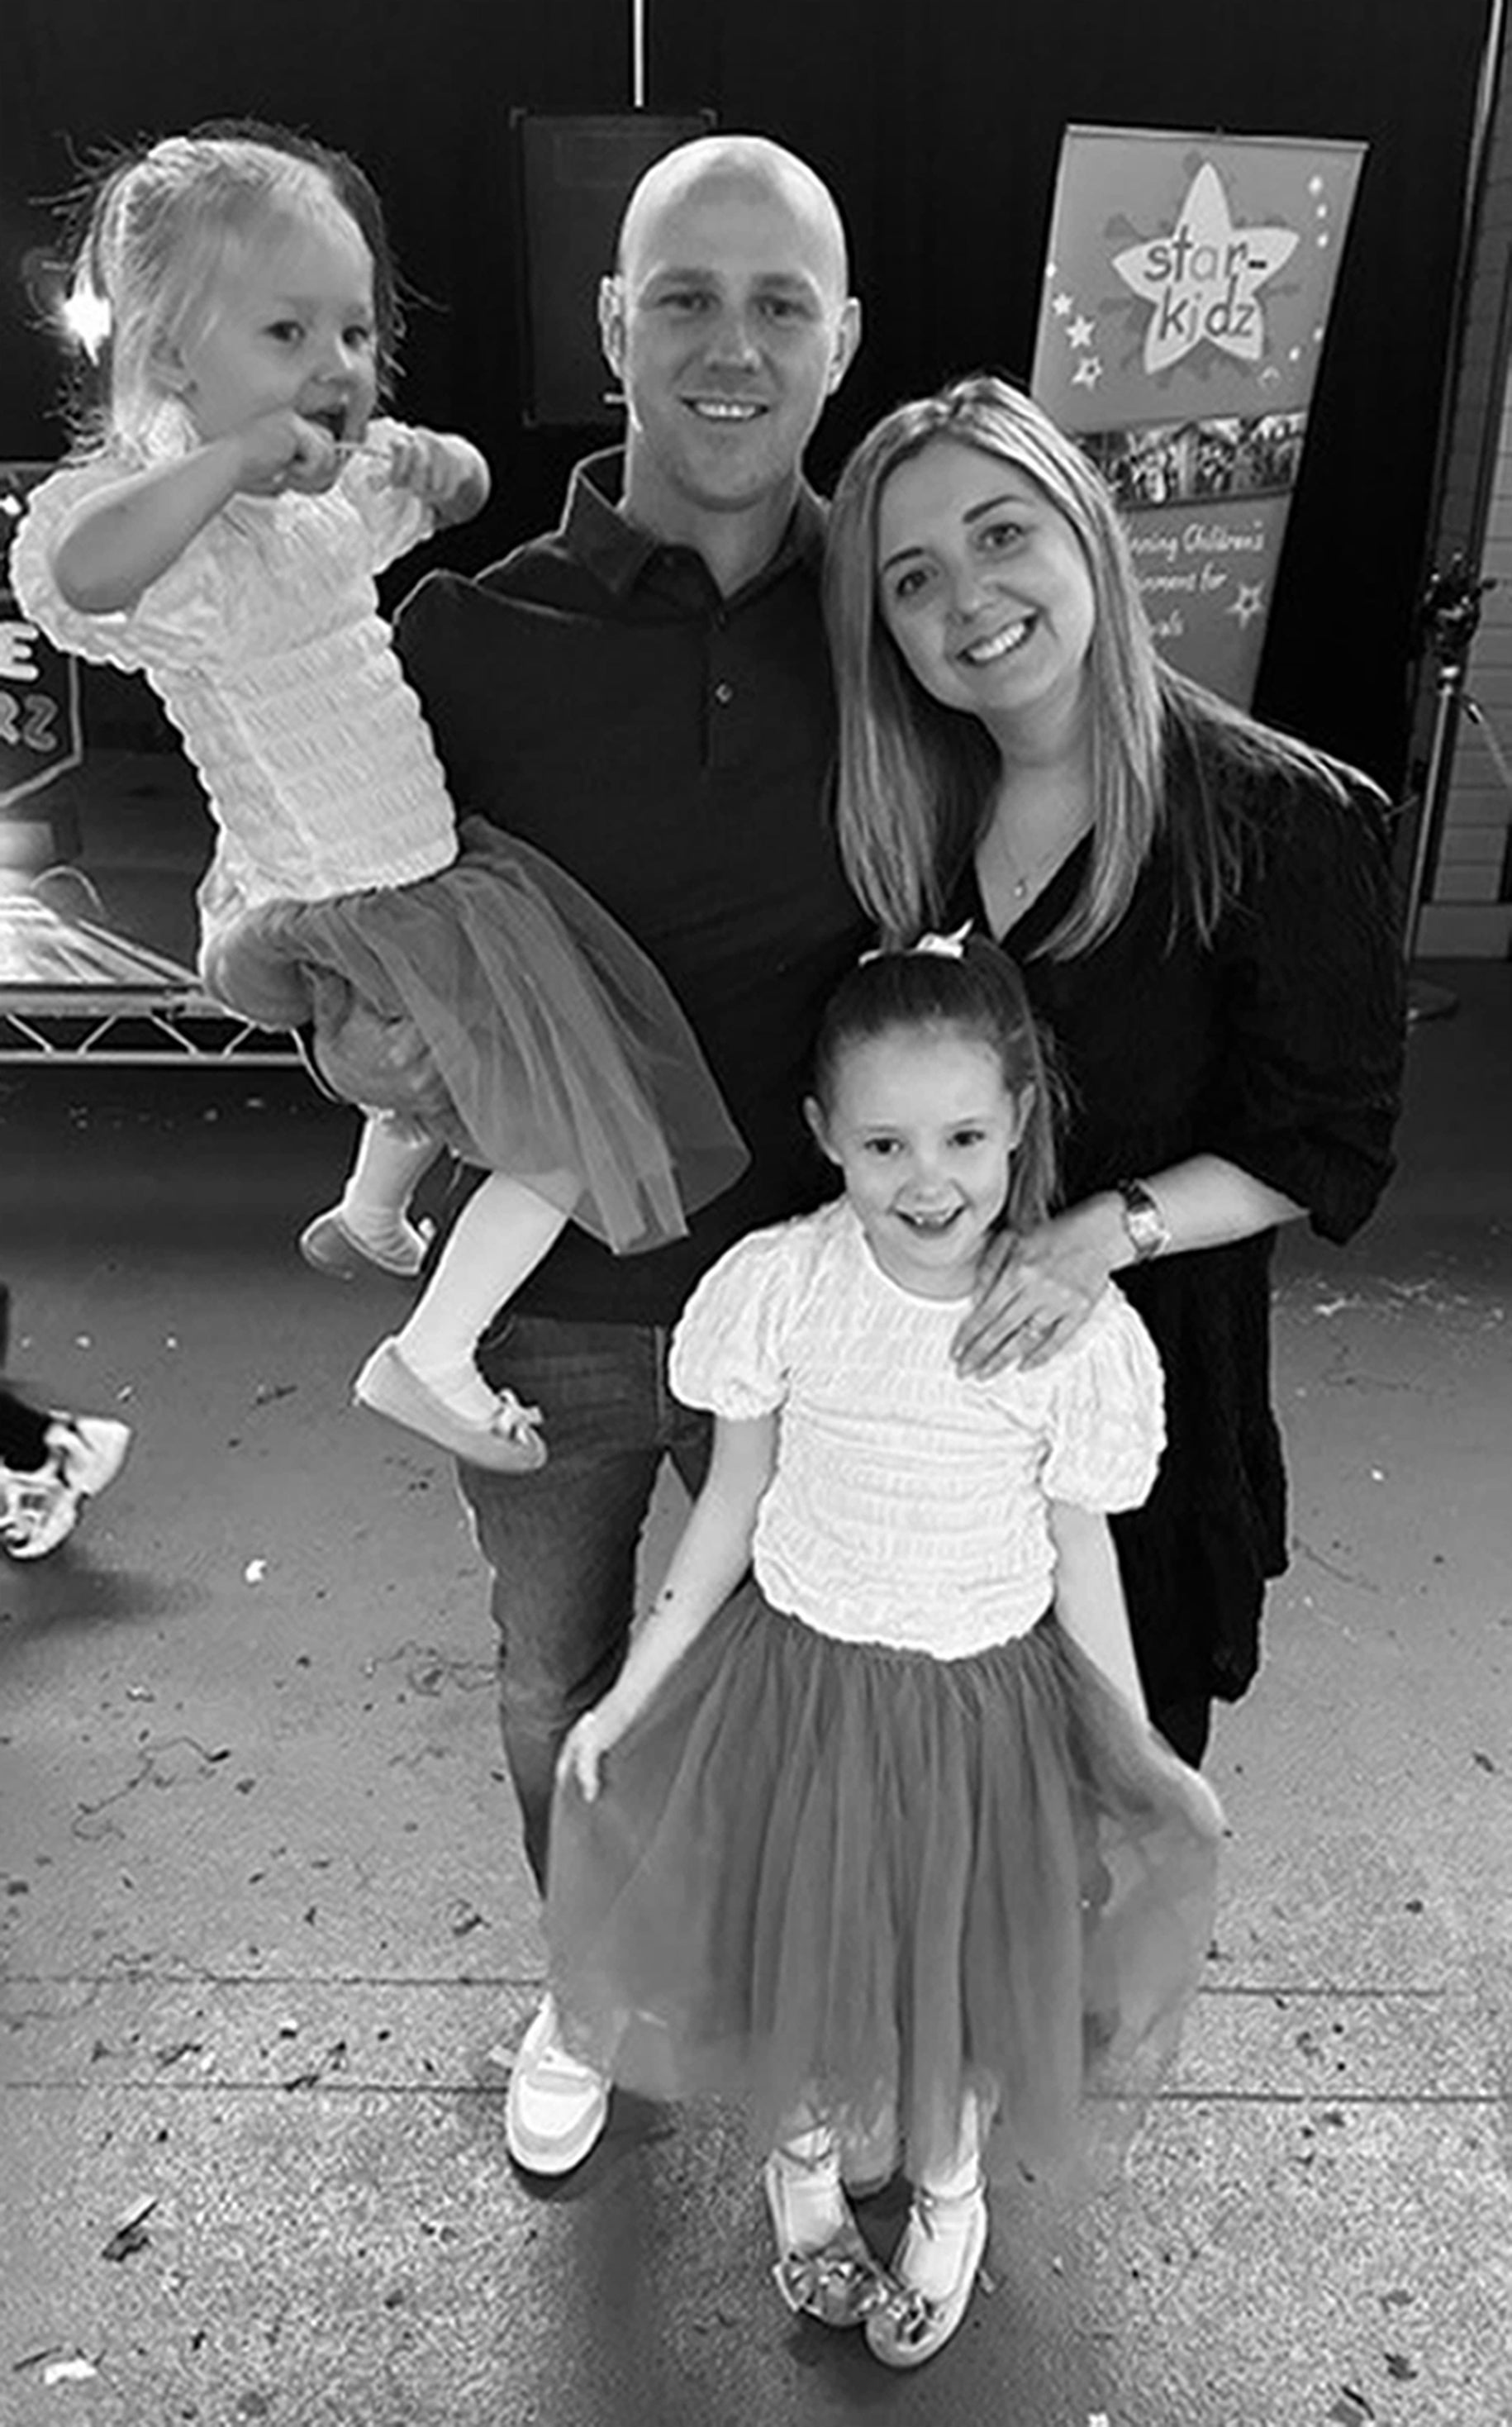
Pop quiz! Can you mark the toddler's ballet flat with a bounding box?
[353,1340,546,1473]
[763,2156,892,2329]
[299,1206,433,1281]
[864,2179,988,2369]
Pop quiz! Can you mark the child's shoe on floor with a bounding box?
[763,2139,892,2329]
[864,2175,988,2368]
[0,1414,132,1562]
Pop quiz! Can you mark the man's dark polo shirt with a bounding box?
[394,450,866,1330]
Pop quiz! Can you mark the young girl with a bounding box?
[13,125,745,1472]
[544,935,1224,2368]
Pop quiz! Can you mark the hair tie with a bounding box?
[858,922,972,968]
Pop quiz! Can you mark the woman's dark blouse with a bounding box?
[953,741,1405,1706]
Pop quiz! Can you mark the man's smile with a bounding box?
[684,397,768,421]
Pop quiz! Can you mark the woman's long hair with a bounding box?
[825,374,1366,957]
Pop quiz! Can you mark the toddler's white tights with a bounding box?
[394,1171,573,1424]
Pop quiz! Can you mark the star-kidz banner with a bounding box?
[1031,127,1366,707]
[1,471,83,827]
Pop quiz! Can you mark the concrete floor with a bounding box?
[0,960,1508,2427]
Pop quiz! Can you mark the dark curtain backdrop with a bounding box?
[2,0,1494,788]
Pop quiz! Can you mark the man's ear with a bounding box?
[597,274,626,379]
[803,1095,839,1164]
[825,297,862,395]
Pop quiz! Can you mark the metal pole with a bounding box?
[1417,0,1509,556]
[1398,0,1507,1027]
[1403,556,1493,1021]
[631,0,646,109]
[1404,664,1467,964]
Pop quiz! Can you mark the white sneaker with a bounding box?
[504,1993,610,2175]
[0,1415,131,1562]
[1,1459,80,1560]
[46,1414,132,1499]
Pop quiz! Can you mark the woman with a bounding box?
[825,374,1405,1763]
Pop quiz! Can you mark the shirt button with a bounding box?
[713,681,735,706]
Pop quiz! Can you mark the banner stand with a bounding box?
[1402,560,1495,1023]
[1031,126,1366,710]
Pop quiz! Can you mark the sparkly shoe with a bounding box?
[864,2176,988,2368]
[763,2150,892,2329]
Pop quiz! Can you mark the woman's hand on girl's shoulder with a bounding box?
[953,1202,1122,1378]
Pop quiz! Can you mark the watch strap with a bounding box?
[1115,1178,1169,1262]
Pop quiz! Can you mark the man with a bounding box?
[394,135,864,2172]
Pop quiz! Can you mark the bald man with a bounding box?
[604,135,858,588]
[393,136,866,2172]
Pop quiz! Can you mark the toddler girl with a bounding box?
[545,933,1223,2367]
[14,125,744,1471]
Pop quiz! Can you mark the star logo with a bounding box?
[1071,355,1104,390]
[1067,315,1094,349]
[1228,582,1266,628]
[1111,162,1298,376]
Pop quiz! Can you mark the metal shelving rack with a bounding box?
[0,892,300,1068]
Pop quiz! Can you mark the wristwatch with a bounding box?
[1115,1178,1170,1263]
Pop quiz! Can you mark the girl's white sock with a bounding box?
[771,2125,847,2251]
[393,1171,573,1423]
[906,2097,987,2299]
[340,1111,440,1263]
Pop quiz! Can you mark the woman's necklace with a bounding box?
[979,812,1090,908]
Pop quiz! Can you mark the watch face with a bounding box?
[1120,1184,1167,1258]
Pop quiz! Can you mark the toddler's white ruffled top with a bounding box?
[672,1198,1165,1659]
[12,420,454,942]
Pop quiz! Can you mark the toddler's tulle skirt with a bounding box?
[199,821,747,1254]
[547,1584,1223,2187]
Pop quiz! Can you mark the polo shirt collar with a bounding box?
[563,447,826,600]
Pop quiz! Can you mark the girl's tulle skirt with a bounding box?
[199,820,747,1253]
[547,1584,1223,2187]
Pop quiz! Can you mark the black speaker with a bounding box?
[513,111,716,429]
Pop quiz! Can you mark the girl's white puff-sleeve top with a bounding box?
[670,1198,1165,1659]
[11,422,458,945]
